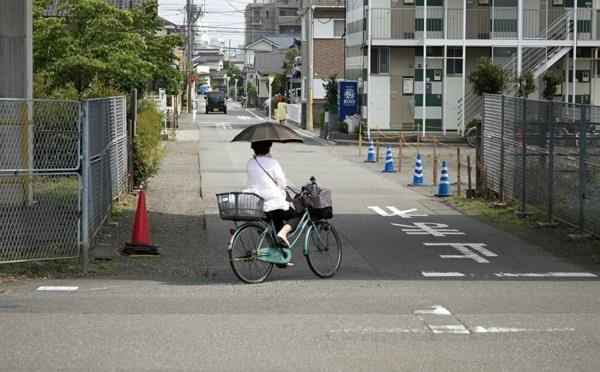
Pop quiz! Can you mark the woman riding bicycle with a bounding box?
[244,140,300,253]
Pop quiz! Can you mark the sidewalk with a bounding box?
[95,112,223,280]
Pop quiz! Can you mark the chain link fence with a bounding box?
[0,97,128,264]
[482,94,600,235]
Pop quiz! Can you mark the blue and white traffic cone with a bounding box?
[382,145,396,172]
[435,160,453,197]
[409,153,426,186]
[364,139,376,163]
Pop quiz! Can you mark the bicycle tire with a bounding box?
[305,221,342,278]
[229,223,274,284]
[466,128,478,148]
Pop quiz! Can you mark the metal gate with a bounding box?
[0,99,81,263]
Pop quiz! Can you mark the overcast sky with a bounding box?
[158,0,252,48]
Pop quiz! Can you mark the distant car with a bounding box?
[198,85,211,94]
[205,91,227,114]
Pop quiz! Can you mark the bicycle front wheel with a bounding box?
[305,221,342,278]
[229,223,274,284]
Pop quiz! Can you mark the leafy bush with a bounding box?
[468,57,507,96]
[542,71,562,101]
[133,100,164,187]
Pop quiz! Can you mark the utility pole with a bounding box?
[186,0,193,113]
[307,1,314,130]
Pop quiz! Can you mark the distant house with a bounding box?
[244,36,295,105]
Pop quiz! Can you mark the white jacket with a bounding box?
[245,156,289,212]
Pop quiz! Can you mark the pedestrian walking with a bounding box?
[276,94,287,125]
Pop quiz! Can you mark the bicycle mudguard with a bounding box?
[257,247,292,264]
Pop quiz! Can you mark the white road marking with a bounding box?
[215,123,232,130]
[368,206,428,218]
[429,325,470,334]
[424,243,497,263]
[422,272,465,277]
[237,115,251,120]
[36,286,79,291]
[494,272,597,278]
[414,305,452,316]
[472,326,576,334]
[246,109,264,120]
[328,327,425,334]
[392,222,465,237]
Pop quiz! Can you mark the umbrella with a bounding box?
[231,122,304,143]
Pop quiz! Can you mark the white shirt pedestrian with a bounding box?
[245,155,289,212]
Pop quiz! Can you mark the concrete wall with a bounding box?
[0,0,32,99]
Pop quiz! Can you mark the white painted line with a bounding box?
[246,108,264,121]
[414,305,452,316]
[429,325,470,334]
[425,243,497,264]
[392,222,465,237]
[328,327,425,334]
[236,115,251,120]
[368,206,428,218]
[36,286,79,291]
[422,272,465,277]
[494,272,597,278]
[473,326,576,334]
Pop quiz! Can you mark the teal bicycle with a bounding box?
[217,178,342,284]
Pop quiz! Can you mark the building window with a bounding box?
[371,48,389,74]
[446,47,463,76]
[266,11,269,19]
[253,9,260,19]
[334,20,345,37]
[279,8,297,17]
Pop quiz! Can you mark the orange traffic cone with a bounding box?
[122,189,159,255]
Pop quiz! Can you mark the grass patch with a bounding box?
[0,258,82,283]
[90,260,120,275]
[447,197,544,233]
[109,193,137,222]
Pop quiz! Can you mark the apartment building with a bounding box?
[300,0,346,128]
[245,0,302,45]
[348,0,600,134]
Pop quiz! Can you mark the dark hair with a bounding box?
[251,141,272,156]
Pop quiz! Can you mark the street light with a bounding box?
[268,75,274,120]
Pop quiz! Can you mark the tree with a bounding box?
[33,0,183,97]
[323,75,338,110]
[282,48,299,76]
[541,71,562,101]
[515,71,536,98]
[468,57,507,97]
[271,72,287,95]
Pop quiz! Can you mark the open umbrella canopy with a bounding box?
[231,122,304,143]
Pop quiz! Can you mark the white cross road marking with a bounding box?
[429,325,471,334]
[422,272,465,277]
[424,243,497,264]
[414,305,452,316]
[36,286,79,291]
[494,272,597,278]
[237,115,252,120]
[392,222,465,237]
[368,206,428,218]
[328,327,425,334]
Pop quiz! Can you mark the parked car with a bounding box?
[205,91,227,114]
[198,85,211,95]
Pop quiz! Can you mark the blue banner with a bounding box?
[337,81,358,122]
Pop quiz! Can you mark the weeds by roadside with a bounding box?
[446,197,600,267]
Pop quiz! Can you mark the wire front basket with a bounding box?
[216,192,266,221]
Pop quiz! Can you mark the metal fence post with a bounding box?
[81,101,90,273]
[548,101,555,222]
[499,95,506,202]
[579,104,587,232]
[521,98,528,212]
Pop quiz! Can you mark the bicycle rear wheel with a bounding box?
[305,221,342,278]
[229,223,274,284]
[466,127,478,148]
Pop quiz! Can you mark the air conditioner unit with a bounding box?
[479,0,490,5]
[553,0,564,5]
[403,0,414,4]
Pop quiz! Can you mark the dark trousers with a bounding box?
[266,208,301,233]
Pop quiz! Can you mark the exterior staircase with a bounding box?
[459,9,573,127]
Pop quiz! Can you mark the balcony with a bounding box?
[370,7,589,41]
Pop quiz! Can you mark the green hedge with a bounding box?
[133,100,164,187]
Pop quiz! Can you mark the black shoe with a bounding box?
[276,262,294,268]
[276,235,290,248]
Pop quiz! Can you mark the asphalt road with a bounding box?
[1,100,599,371]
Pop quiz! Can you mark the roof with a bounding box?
[254,51,287,74]
[245,36,295,50]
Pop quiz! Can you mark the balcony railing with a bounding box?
[370,7,584,41]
